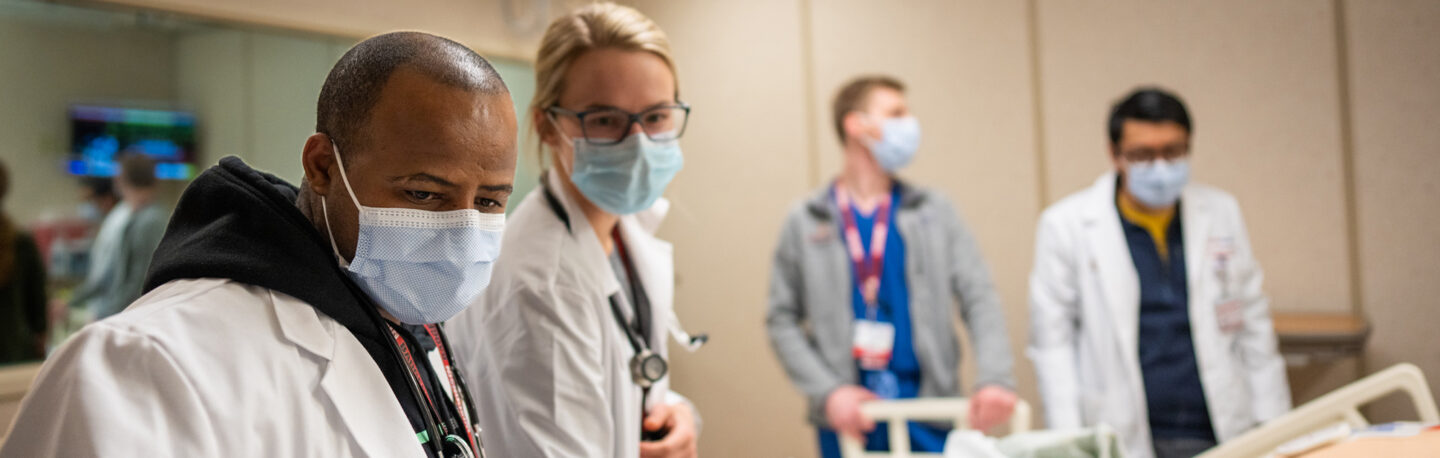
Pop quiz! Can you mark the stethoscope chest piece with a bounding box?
[443,434,478,458]
[630,348,668,388]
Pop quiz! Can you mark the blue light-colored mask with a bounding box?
[1125,158,1190,208]
[322,144,505,324]
[867,116,922,172]
[569,132,684,215]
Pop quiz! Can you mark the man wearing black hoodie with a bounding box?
[1,32,517,458]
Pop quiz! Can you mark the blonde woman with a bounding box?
[448,3,702,457]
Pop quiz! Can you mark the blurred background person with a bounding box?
[767,75,1017,457]
[1028,88,1290,458]
[76,178,117,226]
[0,158,49,364]
[66,153,167,321]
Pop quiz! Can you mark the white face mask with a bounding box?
[1125,158,1191,208]
[865,115,922,172]
[321,143,505,324]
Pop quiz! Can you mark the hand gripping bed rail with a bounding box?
[840,398,1033,458]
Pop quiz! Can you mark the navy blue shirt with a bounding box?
[1120,202,1216,441]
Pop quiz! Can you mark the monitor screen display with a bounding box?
[69,105,197,180]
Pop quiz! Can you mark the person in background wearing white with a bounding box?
[447,3,703,458]
[767,76,1018,457]
[1028,87,1291,458]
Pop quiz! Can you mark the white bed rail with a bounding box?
[840,398,1033,458]
[1199,363,1438,458]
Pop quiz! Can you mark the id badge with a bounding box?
[852,320,895,370]
[1215,297,1244,334]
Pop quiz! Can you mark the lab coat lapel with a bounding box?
[1181,187,1220,399]
[1182,187,1213,317]
[1083,173,1141,363]
[319,333,424,457]
[546,172,622,298]
[272,291,421,458]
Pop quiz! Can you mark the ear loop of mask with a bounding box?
[853,112,883,147]
[321,141,364,268]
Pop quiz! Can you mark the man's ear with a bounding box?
[301,133,337,196]
[1108,143,1127,172]
[843,111,868,144]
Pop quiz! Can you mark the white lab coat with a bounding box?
[448,172,695,458]
[0,278,425,458]
[1028,173,1291,458]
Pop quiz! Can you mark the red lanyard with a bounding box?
[388,324,478,453]
[835,185,892,320]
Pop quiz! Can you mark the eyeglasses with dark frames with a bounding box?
[546,103,692,146]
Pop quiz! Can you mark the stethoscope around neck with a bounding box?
[538,175,708,389]
[347,283,484,458]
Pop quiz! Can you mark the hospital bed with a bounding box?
[840,398,1033,458]
[841,363,1436,458]
[1199,362,1438,457]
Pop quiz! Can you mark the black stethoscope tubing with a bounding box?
[541,178,663,381]
[348,277,477,458]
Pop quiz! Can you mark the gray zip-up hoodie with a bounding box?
[766,180,1016,426]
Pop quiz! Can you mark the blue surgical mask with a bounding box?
[1125,158,1190,208]
[322,143,505,324]
[77,202,101,222]
[867,116,922,172]
[567,131,684,215]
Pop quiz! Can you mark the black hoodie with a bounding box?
[143,156,433,447]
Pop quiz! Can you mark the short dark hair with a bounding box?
[1108,87,1191,147]
[316,31,508,156]
[118,153,157,188]
[81,177,115,199]
[832,76,905,143]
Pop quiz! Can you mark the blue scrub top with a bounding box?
[818,185,946,457]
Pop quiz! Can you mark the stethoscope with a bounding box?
[539,177,707,390]
[353,285,485,458]
[323,177,483,458]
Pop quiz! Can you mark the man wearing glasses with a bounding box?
[1028,88,1291,458]
[766,76,1018,457]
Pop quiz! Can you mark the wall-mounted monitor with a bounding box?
[69,105,197,180]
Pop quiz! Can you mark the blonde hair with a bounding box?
[530,2,677,159]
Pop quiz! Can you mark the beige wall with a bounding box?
[84,0,566,61]
[15,0,1440,456]
[0,8,177,224]
[807,0,1043,428]
[1035,0,1365,406]
[620,1,814,455]
[1344,0,1440,421]
[177,28,353,185]
[1036,0,1354,317]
